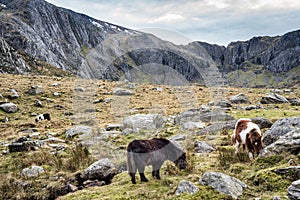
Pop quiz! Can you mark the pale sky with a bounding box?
[46,0,300,46]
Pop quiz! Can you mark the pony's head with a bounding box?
[174,153,187,170]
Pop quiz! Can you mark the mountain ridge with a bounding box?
[0,0,299,87]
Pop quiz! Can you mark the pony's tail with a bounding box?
[127,151,136,174]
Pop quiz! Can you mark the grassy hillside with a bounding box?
[0,74,299,199]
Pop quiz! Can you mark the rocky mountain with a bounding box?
[0,0,299,87]
[197,30,300,87]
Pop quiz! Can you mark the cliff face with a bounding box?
[197,30,300,87]
[0,0,299,87]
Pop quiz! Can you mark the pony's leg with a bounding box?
[152,163,162,179]
[130,172,136,184]
[138,165,148,182]
[248,151,254,160]
[234,142,240,154]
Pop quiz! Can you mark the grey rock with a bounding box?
[21,166,44,178]
[34,100,43,107]
[261,128,300,157]
[0,102,18,113]
[105,124,124,131]
[197,120,236,135]
[181,122,205,130]
[123,114,165,132]
[9,89,20,99]
[251,117,273,129]
[81,158,116,184]
[175,180,199,195]
[200,172,247,199]
[74,87,85,92]
[8,137,39,152]
[175,108,205,125]
[199,110,235,123]
[263,117,300,146]
[216,99,232,108]
[169,134,187,141]
[245,105,258,110]
[194,140,215,153]
[272,196,282,200]
[0,94,3,99]
[28,85,43,95]
[288,98,300,106]
[230,93,250,104]
[288,179,300,200]
[65,126,93,138]
[53,92,61,96]
[273,166,300,180]
[113,88,134,96]
[261,93,289,104]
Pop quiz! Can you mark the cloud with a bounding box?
[46,0,300,45]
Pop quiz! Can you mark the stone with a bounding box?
[9,89,20,99]
[169,134,187,141]
[216,99,232,108]
[113,88,134,96]
[261,128,300,157]
[175,180,199,195]
[251,117,273,129]
[65,126,93,138]
[123,114,165,132]
[263,117,300,146]
[230,93,250,104]
[288,98,300,106]
[175,108,205,125]
[53,92,61,96]
[0,102,18,113]
[34,100,43,107]
[261,93,289,104]
[199,111,235,123]
[197,120,236,135]
[273,166,300,180]
[200,172,247,199]
[74,87,85,92]
[105,124,124,131]
[288,179,300,200]
[194,140,215,153]
[21,166,44,178]
[28,85,43,95]
[181,122,205,130]
[81,158,116,184]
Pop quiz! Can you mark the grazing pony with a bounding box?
[35,113,51,122]
[231,118,263,160]
[127,138,187,184]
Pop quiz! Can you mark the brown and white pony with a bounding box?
[127,138,187,184]
[231,118,263,160]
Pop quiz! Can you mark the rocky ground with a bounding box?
[0,74,300,199]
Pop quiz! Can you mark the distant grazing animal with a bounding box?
[127,138,187,184]
[35,113,51,122]
[231,118,263,160]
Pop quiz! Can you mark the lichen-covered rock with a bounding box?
[200,172,247,199]
[263,117,300,146]
[261,128,300,157]
[81,158,116,184]
[288,179,300,200]
[0,102,18,113]
[216,99,232,108]
[199,111,235,123]
[261,93,289,104]
[230,93,250,104]
[65,126,93,138]
[123,114,165,132]
[175,180,199,195]
[113,88,134,96]
[28,85,43,95]
[21,166,44,178]
[194,140,215,153]
[181,121,205,130]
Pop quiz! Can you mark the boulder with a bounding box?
[81,158,116,184]
[175,180,199,195]
[288,98,300,106]
[197,120,236,135]
[105,124,124,131]
[230,93,250,104]
[34,100,43,107]
[0,102,18,113]
[261,128,300,157]
[261,93,289,104]
[273,166,300,180]
[9,89,20,99]
[199,111,235,123]
[123,114,165,132]
[216,99,232,108]
[288,179,300,200]
[194,140,215,153]
[65,126,93,138]
[263,117,300,146]
[169,134,187,142]
[21,166,44,178]
[181,122,205,130]
[200,172,247,199]
[113,88,134,96]
[8,136,39,152]
[28,85,43,95]
[250,117,273,129]
[175,108,205,125]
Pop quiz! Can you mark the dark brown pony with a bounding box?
[127,138,187,184]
